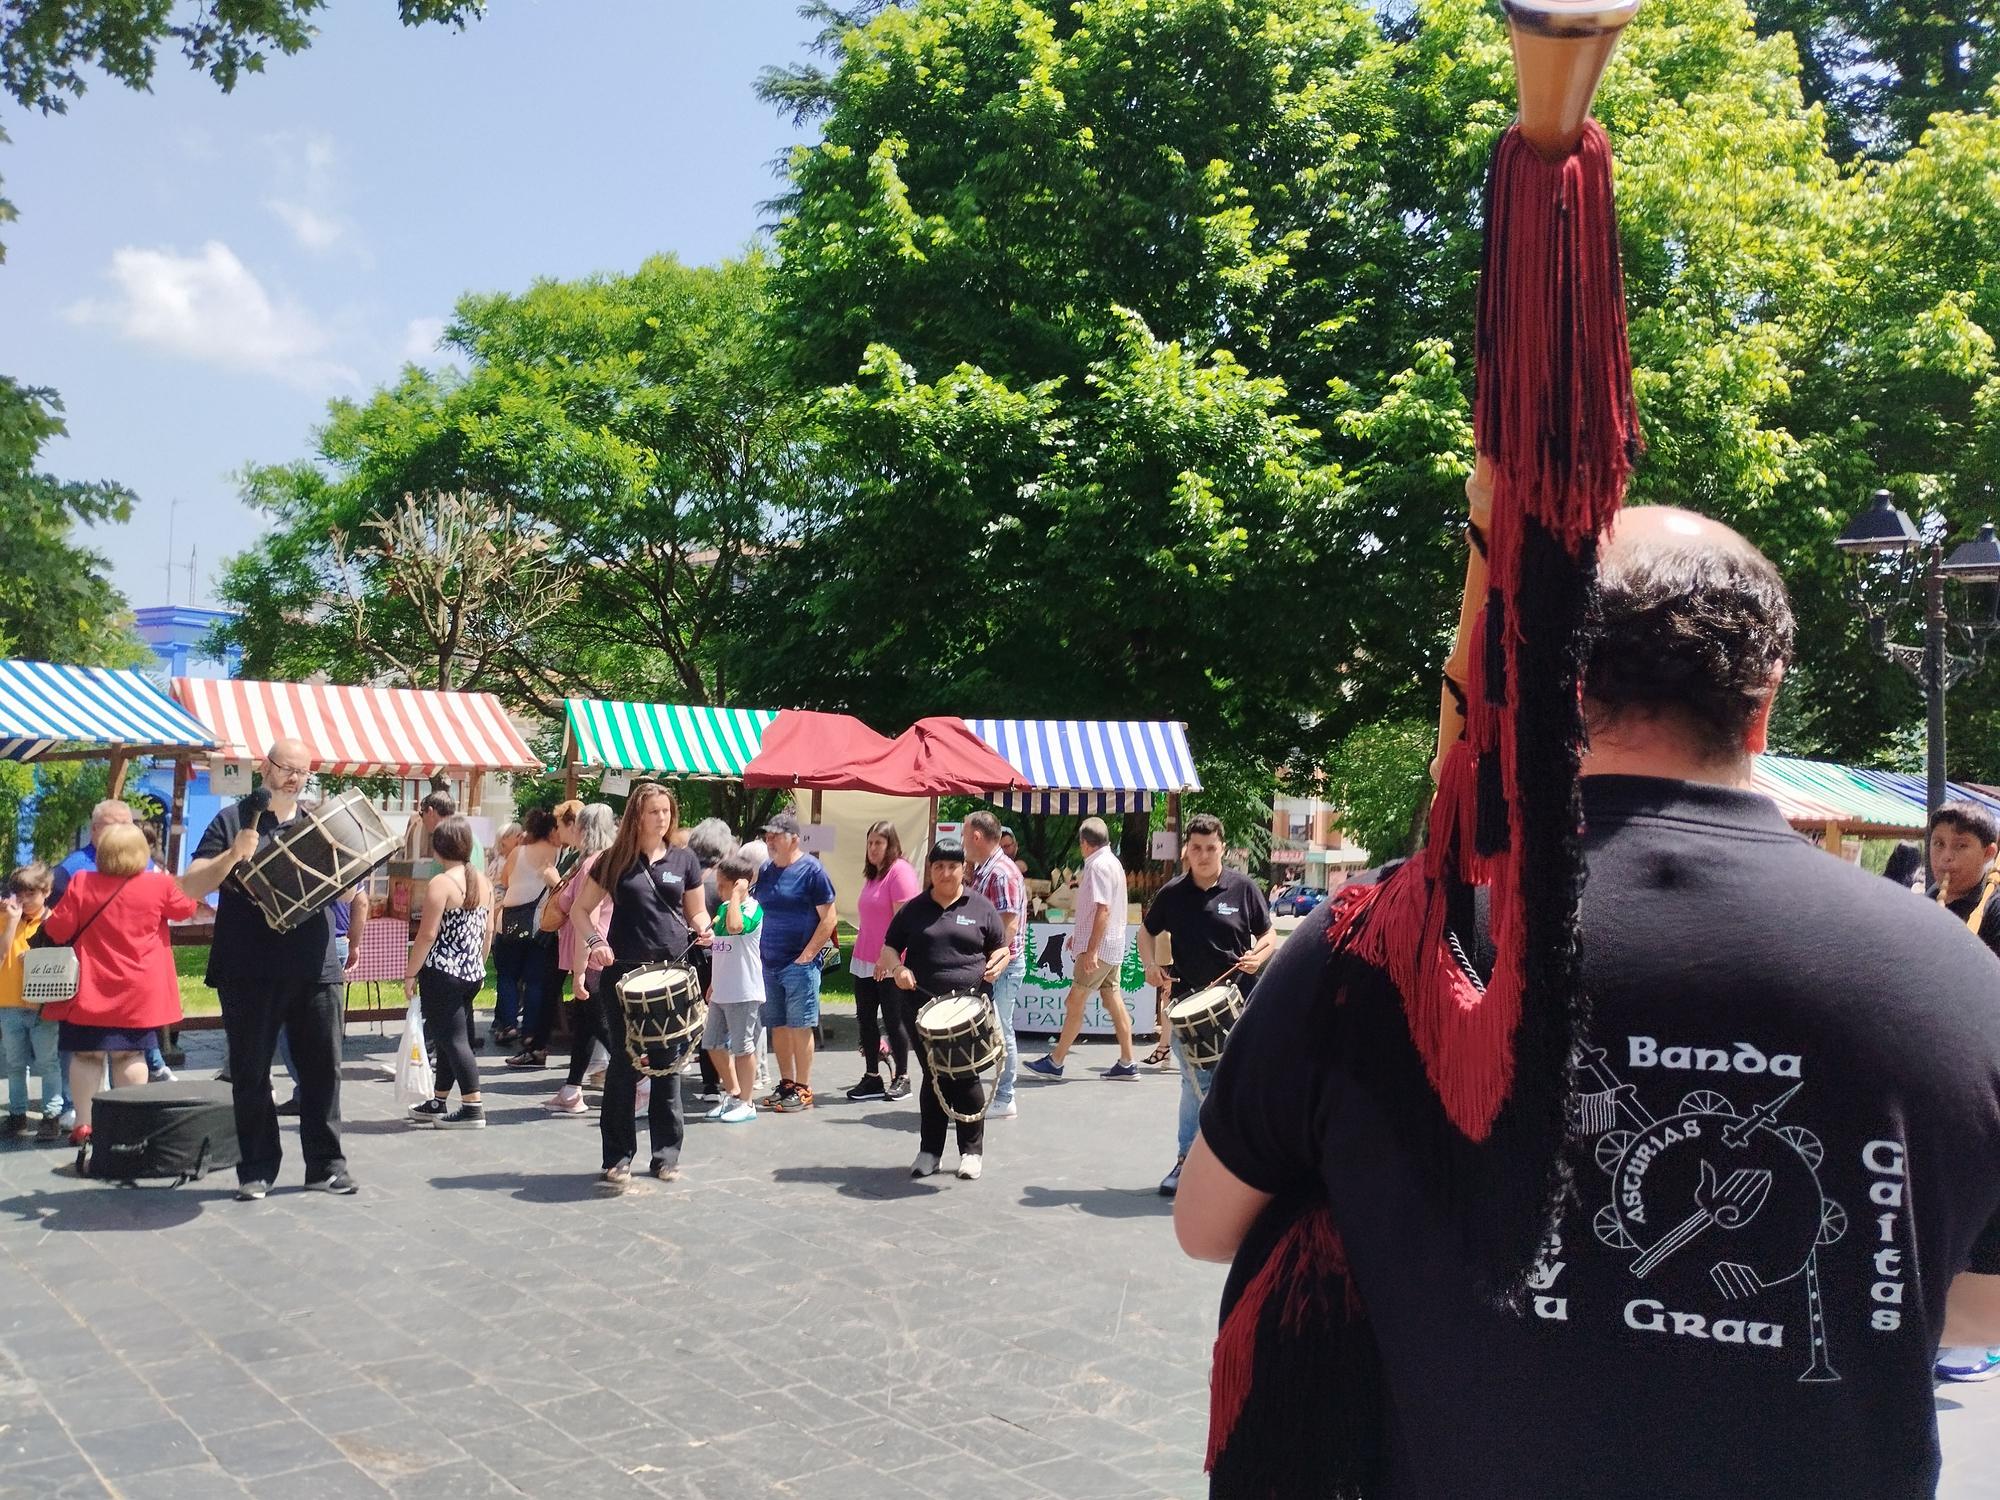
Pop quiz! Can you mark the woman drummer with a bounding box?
[880,836,1010,1181]
[567,782,711,1193]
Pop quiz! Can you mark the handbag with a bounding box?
[498,900,541,942]
[20,882,127,1006]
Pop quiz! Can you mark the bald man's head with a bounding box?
[1585,506,1795,764]
[260,739,315,794]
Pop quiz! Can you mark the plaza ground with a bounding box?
[0,1020,1993,1499]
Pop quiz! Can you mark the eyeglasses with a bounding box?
[267,758,310,779]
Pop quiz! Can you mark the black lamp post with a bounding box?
[1834,490,2000,819]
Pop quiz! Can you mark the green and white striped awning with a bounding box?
[563,699,779,780]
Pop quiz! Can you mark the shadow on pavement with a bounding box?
[769,1163,946,1200]
[426,1171,606,1204]
[819,1108,920,1133]
[0,1185,216,1230]
[1016,1184,1172,1219]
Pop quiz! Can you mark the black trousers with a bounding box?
[595,962,685,1170]
[217,975,346,1186]
[419,968,481,1098]
[900,992,984,1156]
[525,940,565,1050]
[562,974,603,1088]
[855,975,911,1078]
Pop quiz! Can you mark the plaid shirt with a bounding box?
[972,848,1027,964]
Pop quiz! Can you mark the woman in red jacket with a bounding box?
[40,823,200,1146]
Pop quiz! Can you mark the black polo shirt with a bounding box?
[604,845,703,964]
[1142,867,1271,996]
[1936,877,2000,960]
[194,798,340,989]
[1201,776,2000,1499]
[883,888,1007,997]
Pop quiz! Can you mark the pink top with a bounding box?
[555,851,611,975]
[854,859,920,965]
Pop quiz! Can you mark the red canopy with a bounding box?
[743,712,1027,797]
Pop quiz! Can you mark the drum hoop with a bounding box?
[620,961,705,1077]
[236,791,396,932]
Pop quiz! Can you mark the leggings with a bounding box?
[854,974,911,1078]
[419,968,481,1097]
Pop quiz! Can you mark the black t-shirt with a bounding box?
[603,845,703,964]
[883,889,1007,997]
[1935,877,2000,960]
[195,798,340,989]
[1142,868,1272,996]
[1201,776,2000,1500]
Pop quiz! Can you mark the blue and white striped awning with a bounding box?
[964,719,1200,814]
[0,660,218,762]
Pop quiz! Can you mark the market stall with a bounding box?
[0,657,216,786]
[1750,754,1931,845]
[557,697,781,793]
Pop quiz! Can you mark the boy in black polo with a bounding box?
[881,838,1010,1182]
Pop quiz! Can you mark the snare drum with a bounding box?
[915,992,1003,1080]
[235,790,398,934]
[616,962,706,1078]
[1166,982,1244,1072]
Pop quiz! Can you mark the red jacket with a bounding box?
[41,870,195,1030]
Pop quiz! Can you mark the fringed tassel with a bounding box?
[1208,1198,1381,1500]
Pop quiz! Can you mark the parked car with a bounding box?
[1272,884,1327,917]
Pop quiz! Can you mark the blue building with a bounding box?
[132,605,240,871]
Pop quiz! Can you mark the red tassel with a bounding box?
[1207,1203,1357,1471]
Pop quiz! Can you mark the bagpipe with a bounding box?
[1205,4,1643,1495]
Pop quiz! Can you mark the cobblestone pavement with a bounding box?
[0,1022,1992,1499]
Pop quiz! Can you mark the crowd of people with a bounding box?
[0,758,1274,1206]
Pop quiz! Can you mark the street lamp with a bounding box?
[1834,490,2000,818]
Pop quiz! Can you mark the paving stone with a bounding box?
[116,1463,253,1499]
[72,1415,207,1478]
[202,1417,349,1479]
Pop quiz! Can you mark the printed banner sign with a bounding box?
[1016,923,1158,1037]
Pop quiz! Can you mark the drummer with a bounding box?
[1136,814,1274,1199]
[567,781,712,1194]
[183,738,358,1200]
[881,836,1011,1182]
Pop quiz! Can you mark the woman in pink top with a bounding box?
[845,821,920,1101]
[543,803,617,1115]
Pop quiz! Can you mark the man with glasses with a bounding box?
[185,739,358,1200]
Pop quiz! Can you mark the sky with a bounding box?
[2,0,826,612]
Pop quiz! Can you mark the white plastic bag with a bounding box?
[394,994,433,1107]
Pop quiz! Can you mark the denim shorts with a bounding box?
[703,1000,761,1056]
[760,961,822,1029]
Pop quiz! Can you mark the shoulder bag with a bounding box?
[21,881,128,1007]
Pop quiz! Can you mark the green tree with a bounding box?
[1324,717,1434,864]
[0,377,144,665]
[1750,2,1998,158]
[219,254,813,712]
[1,0,483,114]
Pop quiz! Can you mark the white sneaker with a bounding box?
[911,1152,940,1178]
[703,1100,730,1121]
[988,1099,1017,1119]
[956,1154,983,1180]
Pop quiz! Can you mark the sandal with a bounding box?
[1143,1041,1173,1067]
[504,1049,547,1069]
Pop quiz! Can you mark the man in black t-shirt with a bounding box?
[1177,508,2000,1498]
[881,837,1010,1182]
[186,739,357,1200]
[1137,813,1273,1198]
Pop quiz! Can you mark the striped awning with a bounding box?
[563,699,779,780]
[965,719,1200,813]
[1750,755,1928,834]
[174,678,538,775]
[0,659,217,761]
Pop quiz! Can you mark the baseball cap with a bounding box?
[761,811,803,838]
[929,835,967,864]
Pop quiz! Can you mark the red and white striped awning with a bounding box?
[172,678,539,776]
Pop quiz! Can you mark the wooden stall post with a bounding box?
[465,770,486,816]
[564,761,580,799]
[166,755,191,871]
[105,753,130,798]
[810,788,824,825]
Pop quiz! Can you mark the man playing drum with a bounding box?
[1137,814,1274,1199]
[881,836,1011,1182]
[183,739,358,1200]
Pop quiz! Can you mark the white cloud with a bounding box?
[264,130,363,259]
[66,240,357,389]
[402,315,448,361]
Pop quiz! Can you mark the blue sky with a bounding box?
[3,1,825,612]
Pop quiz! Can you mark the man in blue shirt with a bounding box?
[752,812,836,1112]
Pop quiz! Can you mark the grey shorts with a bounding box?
[703,1000,761,1056]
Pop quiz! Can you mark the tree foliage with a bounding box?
[1323,717,1434,863]
[0,0,483,114]
[0,378,143,665]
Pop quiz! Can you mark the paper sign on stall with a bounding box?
[600,769,633,795]
[801,823,836,855]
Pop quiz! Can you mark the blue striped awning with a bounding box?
[0,660,218,761]
[964,719,1200,813]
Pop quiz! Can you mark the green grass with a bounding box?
[173,942,857,1017]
